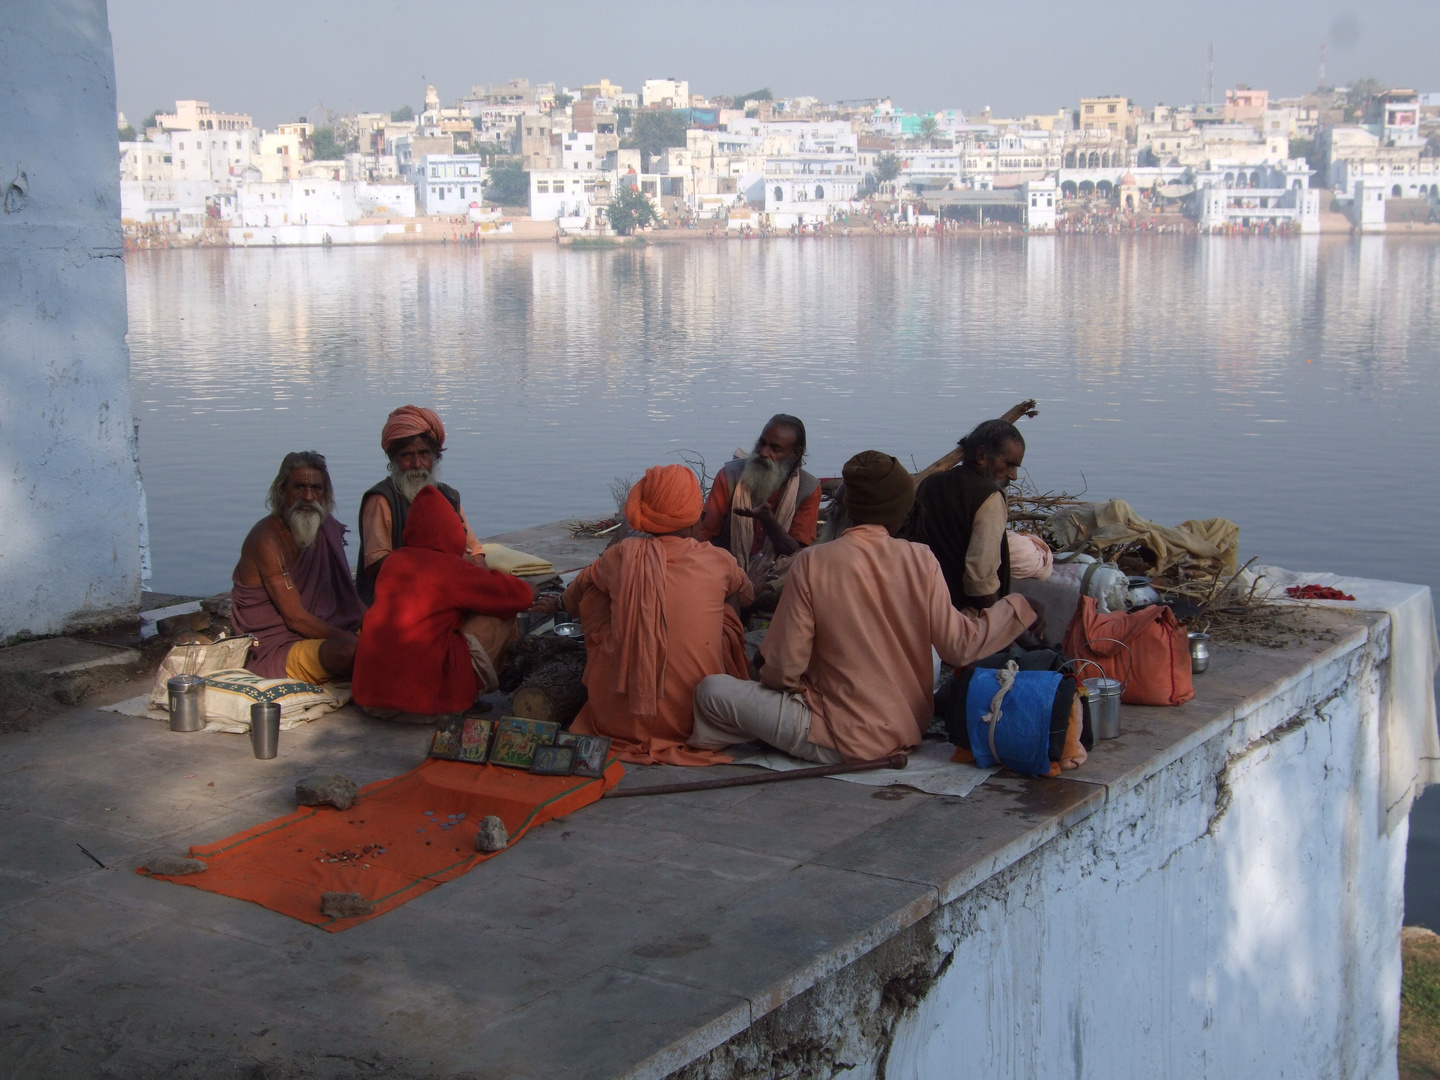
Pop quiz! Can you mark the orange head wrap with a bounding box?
[381,405,446,454]
[624,465,703,535]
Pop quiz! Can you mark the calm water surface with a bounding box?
[126,236,1439,600]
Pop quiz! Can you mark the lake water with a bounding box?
[126,236,1439,600]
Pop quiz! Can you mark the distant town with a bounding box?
[117,76,1440,247]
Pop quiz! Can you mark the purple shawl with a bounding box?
[230,516,365,679]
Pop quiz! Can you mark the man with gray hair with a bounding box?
[231,451,365,683]
[696,414,821,595]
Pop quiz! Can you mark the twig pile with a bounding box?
[1154,557,1338,649]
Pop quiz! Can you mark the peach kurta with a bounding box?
[759,524,1034,762]
[564,535,752,765]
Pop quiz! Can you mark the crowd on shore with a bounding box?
[231,402,1089,772]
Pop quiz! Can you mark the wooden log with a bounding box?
[510,652,588,727]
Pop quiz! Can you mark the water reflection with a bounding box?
[126,237,1440,599]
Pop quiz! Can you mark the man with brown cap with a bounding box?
[690,451,1037,764]
[357,405,487,605]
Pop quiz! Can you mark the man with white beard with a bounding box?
[355,405,487,606]
[231,452,365,683]
[696,414,822,598]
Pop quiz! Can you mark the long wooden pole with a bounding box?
[603,753,909,798]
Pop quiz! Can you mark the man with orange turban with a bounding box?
[563,465,753,765]
[356,405,487,605]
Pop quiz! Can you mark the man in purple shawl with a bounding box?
[231,452,365,683]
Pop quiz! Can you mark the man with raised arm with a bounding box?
[696,413,821,595]
[231,451,365,683]
[690,451,1037,764]
[356,404,487,605]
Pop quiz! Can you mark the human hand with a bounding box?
[529,592,562,616]
[732,504,778,523]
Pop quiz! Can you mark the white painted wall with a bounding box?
[883,629,1402,1079]
[0,2,144,638]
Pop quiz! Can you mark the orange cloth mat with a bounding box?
[139,756,623,931]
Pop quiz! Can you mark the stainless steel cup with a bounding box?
[1084,676,1123,740]
[1189,632,1211,674]
[250,702,280,759]
[167,675,206,732]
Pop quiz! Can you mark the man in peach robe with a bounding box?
[563,465,753,765]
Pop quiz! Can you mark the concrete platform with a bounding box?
[0,637,141,677]
[0,601,1407,1079]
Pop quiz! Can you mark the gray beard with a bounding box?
[739,453,792,504]
[284,503,325,550]
[389,460,439,504]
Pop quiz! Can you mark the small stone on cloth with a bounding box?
[145,854,207,876]
[475,815,508,852]
[295,774,358,810]
[321,892,375,918]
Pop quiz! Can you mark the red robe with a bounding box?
[353,486,532,714]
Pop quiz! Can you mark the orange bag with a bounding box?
[1062,596,1194,707]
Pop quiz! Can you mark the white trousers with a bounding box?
[689,674,844,764]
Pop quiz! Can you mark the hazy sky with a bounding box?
[111,0,1438,128]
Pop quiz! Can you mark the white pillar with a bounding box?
[0,1,144,638]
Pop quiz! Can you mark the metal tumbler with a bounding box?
[1084,677,1123,740]
[1188,632,1211,675]
[250,702,280,759]
[167,675,206,732]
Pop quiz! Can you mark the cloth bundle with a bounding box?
[479,543,557,577]
[1047,499,1239,577]
[146,636,257,711]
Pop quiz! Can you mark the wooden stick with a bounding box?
[603,753,909,798]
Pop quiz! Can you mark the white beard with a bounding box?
[739,453,791,504]
[284,502,325,550]
[389,460,439,503]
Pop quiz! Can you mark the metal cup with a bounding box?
[1084,677,1123,740]
[250,702,280,759]
[1189,632,1211,674]
[167,675,206,732]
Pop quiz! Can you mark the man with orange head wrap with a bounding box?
[356,405,488,606]
[563,465,754,765]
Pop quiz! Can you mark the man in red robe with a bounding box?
[352,486,538,720]
[564,465,752,764]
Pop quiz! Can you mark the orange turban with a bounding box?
[381,405,446,452]
[624,465,702,535]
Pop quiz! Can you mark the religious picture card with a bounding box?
[556,731,612,778]
[528,745,576,776]
[429,716,465,760]
[490,717,560,769]
[456,717,494,764]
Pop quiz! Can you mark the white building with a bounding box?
[528,168,609,224]
[1024,177,1058,230]
[762,155,861,224]
[415,154,486,214]
[154,99,252,133]
[119,139,173,181]
[559,131,602,172]
[1195,178,1320,232]
[641,78,690,109]
[1331,159,1440,202]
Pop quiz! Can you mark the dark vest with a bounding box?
[355,477,463,605]
[901,466,1011,610]
[713,458,821,558]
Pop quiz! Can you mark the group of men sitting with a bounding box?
[231,404,1054,766]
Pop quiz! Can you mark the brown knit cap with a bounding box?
[842,451,915,528]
